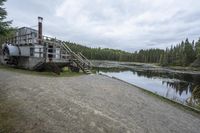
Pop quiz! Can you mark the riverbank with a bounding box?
[100,73,200,113]
[0,69,200,133]
[91,60,200,75]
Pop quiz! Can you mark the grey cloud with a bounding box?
[4,0,200,52]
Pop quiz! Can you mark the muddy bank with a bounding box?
[0,69,200,133]
[91,60,200,75]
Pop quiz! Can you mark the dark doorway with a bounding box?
[48,45,53,60]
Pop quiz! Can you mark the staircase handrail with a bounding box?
[62,43,90,66]
[77,52,93,67]
[51,40,92,73]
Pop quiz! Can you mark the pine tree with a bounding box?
[184,38,196,66]
[195,38,200,59]
[0,0,12,36]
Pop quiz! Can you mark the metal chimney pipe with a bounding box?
[38,16,43,45]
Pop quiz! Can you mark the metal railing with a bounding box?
[4,33,37,45]
[30,46,70,60]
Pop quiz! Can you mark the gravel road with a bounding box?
[0,69,200,133]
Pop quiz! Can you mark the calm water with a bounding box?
[98,68,200,106]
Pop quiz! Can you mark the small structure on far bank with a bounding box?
[0,17,92,74]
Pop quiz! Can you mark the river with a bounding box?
[93,61,200,109]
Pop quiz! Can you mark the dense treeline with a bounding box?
[66,42,134,62]
[160,39,200,66]
[66,38,200,67]
[66,42,165,63]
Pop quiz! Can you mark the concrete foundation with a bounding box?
[0,55,45,70]
[17,57,44,70]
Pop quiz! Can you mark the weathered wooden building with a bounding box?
[0,17,92,74]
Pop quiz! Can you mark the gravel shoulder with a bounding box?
[0,69,200,133]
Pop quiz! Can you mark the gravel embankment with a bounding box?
[0,69,200,133]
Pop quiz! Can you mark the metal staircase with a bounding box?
[60,42,92,74]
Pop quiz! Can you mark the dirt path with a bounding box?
[0,69,200,133]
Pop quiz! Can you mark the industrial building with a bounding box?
[0,17,92,74]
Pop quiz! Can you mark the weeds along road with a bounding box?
[0,69,200,133]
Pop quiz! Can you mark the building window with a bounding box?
[30,48,34,56]
[39,48,41,57]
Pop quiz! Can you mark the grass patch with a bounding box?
[0,65,83,77]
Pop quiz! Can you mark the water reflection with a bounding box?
[136,70,200,96]
[162,80,191,96]
[98,68,200,108]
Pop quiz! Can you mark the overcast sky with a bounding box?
[4,0,200,52]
